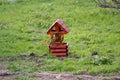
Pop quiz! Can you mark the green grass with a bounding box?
[0,0,120,75]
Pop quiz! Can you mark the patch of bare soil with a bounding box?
[0,61,15,80]
[0,53,46,80]
[30,72,120,80]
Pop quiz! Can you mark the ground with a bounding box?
[0,0,120,80]
[0,54,120,80]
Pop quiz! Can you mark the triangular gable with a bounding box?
[47,19,69,35]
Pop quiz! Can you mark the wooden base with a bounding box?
[49,42,68,57]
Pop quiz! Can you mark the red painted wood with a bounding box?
[49,43,68,49]
[51,49,67,53]
[47,19,69,57]
[49,42,68,56]
[47,19,70,35]
[50,45,67,49]
[52,52,68,57]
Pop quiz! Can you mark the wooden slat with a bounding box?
[51,49,67,53]
[52,52,68,57]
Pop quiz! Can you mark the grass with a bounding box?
[0,0,120,77]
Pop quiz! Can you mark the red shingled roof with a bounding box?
[47,19,69,35]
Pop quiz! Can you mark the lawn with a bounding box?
[0,0,120,79]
